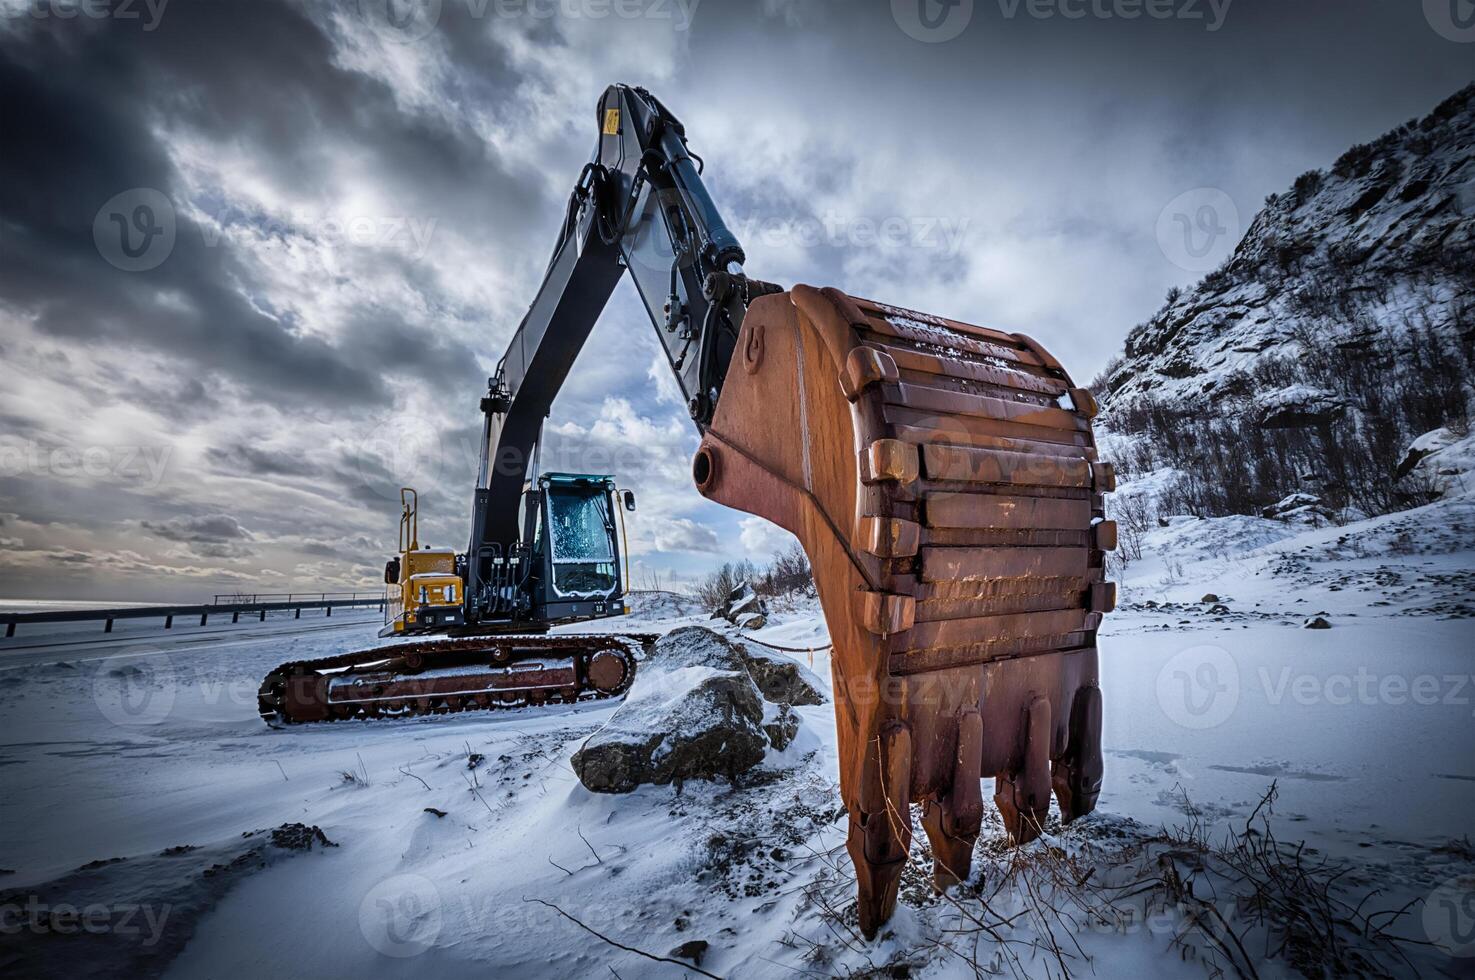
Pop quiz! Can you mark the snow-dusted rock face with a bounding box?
[1096,84,1474,518]
[1397,426,1475,499]
[571,628,811,793]
[1101,84,1472,411]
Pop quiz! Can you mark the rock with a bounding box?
[669,939,709,965]
[1200,593,1220,603]
[1207,604,1231,615]
[269,824,337,851]
[737,643,825,706]
[722,583,769,627]
[1395,428,1475,501]
[572,629,769,793]
[762,703,800,751]
[728,584,762,617]
[1255,385,1345,429]
[1262,492,1338,526]
[1303,616,1332,629]
[1395,426,1459,480]
[734,611,767,630]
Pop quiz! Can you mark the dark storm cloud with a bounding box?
[0,31,383,407]
[141,514,252,544]
[140,513,254,558]
[0,0,535,409]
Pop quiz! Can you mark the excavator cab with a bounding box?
[379,478,632,638]
[523,473,630,622]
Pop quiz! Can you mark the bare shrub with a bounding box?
[691,544,816,613]
[1104,312,1473,519]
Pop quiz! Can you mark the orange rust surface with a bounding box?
[697,286,1113,937]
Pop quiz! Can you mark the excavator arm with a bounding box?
[466,84,776,610]
[469,83,1117,937]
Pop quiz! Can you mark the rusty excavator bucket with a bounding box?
[696,285,1116,937]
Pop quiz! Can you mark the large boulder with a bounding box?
[736,642,825,706]
[573,628,773,793]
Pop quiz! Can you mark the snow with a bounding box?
[1404,428,1475,499]
[3,499,1473,977]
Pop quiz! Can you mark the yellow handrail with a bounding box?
[399,487,418,552]
[614,486,630,595]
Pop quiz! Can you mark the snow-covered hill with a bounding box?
[1096,83,1474,520]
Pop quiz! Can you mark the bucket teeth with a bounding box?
[861,438,919,484]
[696,285,1113,935]
[861,592,917,635]
[860,516,921,558]
[841,346,899,400]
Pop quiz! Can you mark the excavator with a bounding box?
[258,84,1116,936]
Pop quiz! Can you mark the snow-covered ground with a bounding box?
[2,496,1473,978]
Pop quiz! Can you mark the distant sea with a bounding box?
[0,599,166,614]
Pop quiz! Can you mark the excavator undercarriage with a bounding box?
[257,633,646,724]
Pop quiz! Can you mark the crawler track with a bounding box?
[258,633,652,724]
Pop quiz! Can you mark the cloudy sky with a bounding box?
[0,0,1469,602]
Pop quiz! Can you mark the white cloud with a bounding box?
[739,516,795,559]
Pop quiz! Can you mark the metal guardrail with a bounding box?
[2,588,689,640]
[2,597,384,639]
[211,591,380,606]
